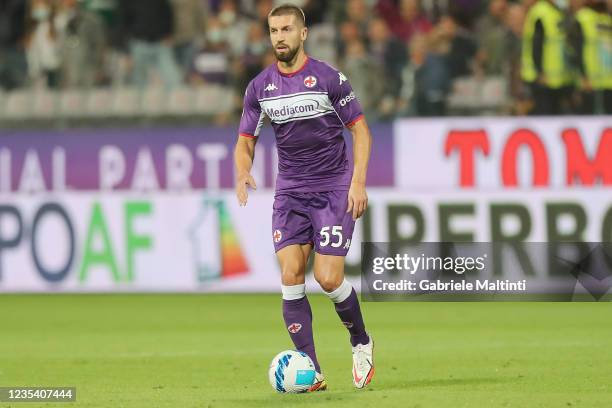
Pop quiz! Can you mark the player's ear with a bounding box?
[301,26,308,41]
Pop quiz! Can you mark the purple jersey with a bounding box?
[239,56,364,193]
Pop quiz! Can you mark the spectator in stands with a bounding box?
[569,0,586,13]
[56,0,106,88]
[433,15,478,79]
[235,21,268,91]
[337,20,362,59]
[170,0,208,81]
[447,0,484,28]
[0,0,28,90]
[191,16,230,85]
[367,17,408,119]
[400,33,451,116]
[216,0,252,58]
[377,0,433,42]
[80,0,117,29]
[336,0,371,59]
[345,0,371,35]
[568,0,612,114]
[26,0,61,88]
[418,0,448,23]
[341,39,386,119]
[521,0,574,115]
[475,0,509,75]
[117,0,181,88]
[504,3,532,114]
[301,0,329,26]
[255,0,274,28]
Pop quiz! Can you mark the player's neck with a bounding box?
[277,50,308,75]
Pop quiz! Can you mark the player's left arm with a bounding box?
[347,117,371,221]
[327,68,371,221]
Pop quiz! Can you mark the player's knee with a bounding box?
[315,273,343,292]
[280,259,305,285]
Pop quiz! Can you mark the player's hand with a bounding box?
[236,173,257,206]
[347,181,368,221]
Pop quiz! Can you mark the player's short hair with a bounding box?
[268,3,306,27]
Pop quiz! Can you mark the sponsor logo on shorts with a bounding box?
[339,91,356,107]
[273,229,282,243]
[342,321,354,328]
[288,323,302,333]
[304,75,317,88]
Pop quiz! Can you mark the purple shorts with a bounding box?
[272,190,355,256]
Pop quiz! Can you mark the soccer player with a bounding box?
[234,3,374,391]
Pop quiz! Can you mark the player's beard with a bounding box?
[274,43,300,63]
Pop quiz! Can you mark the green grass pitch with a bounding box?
[0,294,611,407]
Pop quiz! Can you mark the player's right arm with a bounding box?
[234,137,257,206]
[234,81,264,206]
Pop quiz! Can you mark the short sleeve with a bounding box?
[238,81,265,138]
[327,70,364,128]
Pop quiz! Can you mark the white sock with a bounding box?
[325,279,352,303]
[281,283,306,300]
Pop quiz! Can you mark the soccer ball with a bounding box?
[268,350,316,393]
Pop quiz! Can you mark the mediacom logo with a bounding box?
[265,100,318,120]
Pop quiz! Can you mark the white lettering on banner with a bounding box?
[0,148,67,194]
[395,117,612,190]
[99,143,230,191]
[132,148,160,192]
[0,148,10,192]
[18,150,45,193]
[196,143,228,190]
[99,145,126,190]
[52,148,66,191]
[166,144,193,191]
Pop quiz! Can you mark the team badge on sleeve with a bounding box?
[273,229,282,243]
[303,76,317,88]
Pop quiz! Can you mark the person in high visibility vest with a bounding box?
[521,0,574,114]
[569,0,612,113]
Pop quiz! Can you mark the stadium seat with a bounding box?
[31,90,59,118]
[111,87,141,117]
[87,89,114,117]
[59,90,87,118]
[167,87,196,115]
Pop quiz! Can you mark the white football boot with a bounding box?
[352,335,375,389]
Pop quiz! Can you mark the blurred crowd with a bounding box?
[0,0,611,119]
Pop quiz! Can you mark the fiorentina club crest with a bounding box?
[288,323,302,333]
[303,75,317,88]
[273,229,282,243]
